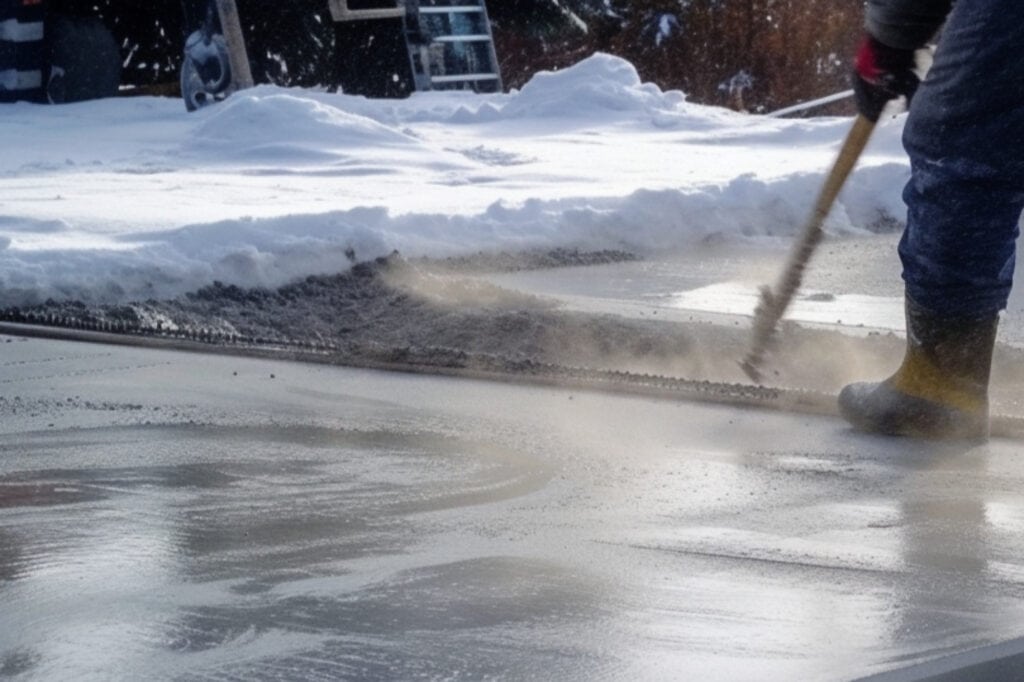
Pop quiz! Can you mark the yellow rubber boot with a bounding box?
[838,299,998,440]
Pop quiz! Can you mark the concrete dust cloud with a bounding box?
[7,248,1024,418]
[387,251,917,395]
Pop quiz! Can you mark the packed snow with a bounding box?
[0,53,911,306]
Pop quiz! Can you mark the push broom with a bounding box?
[740,114,876,382]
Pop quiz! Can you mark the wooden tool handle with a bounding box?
[741,115,876,382]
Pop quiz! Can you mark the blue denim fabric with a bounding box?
[899,0,1024,317]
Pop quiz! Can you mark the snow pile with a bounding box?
[185,89,420,160]
[0,53,911,306]
[481,53,689,120]
[451,52,735,131]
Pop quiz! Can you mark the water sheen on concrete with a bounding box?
[2,335,1024,681]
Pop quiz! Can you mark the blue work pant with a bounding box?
[900,0,1024,317]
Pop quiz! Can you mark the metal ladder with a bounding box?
[327,0,502,94]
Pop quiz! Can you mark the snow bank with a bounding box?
[0,53,911,306]
[485,53,685,118]
[446,52,736,131]
[185,89,420,160]
[0,166,909,306]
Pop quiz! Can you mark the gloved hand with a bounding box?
[852,34,919,122]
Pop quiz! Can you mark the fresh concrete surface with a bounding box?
[3,333,1024,681]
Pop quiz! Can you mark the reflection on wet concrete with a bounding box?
[168,557,602,680]
[0,483,107,508]
[0,529,23,583]
[614,436,1024,680]
[0,423,579,680]
[884,443,996,673]
[0,648,39,678]
[4,338,1024,680]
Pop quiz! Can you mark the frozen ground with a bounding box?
[3,335,1024,681]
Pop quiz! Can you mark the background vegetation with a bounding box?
[490,0,863,113]
[74,0,864,113]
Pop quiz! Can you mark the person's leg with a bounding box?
[900,0,1024,316]
[840,0,1024,439]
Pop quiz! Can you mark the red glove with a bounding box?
[853,35,919,122]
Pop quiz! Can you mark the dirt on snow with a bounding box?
[6,249,1024,407]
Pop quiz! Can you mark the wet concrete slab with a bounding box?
[482,235,1024,347]
[2,334,1024,680]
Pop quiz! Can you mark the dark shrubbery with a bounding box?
[52,0,862,111]
[492,0,862,113]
